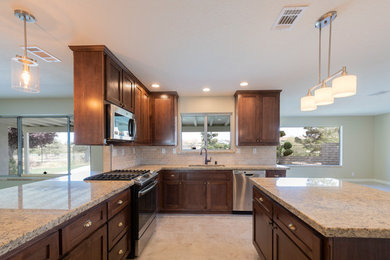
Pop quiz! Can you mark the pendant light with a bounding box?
[300,11,357,111]
[11,10,39,93]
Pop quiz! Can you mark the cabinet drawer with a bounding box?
[182,171,207,180]
[108,189,130,219]
[108,207,129,249]
[266,170,286,178]
[6,232,59,260]
[253,187,273,218]
[109,233,129,260]
[274,204,321,259]
[62,203,107,254]
[163,171,181,180]
[207,170,232,180]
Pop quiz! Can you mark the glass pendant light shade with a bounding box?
[314,85,334,106]
[300,94,317,111]
[11,56,39,93]
[332,74,357,98]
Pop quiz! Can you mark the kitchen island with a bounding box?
[0,174,134,259]
[250,178,390,259]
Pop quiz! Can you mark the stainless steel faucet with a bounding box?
[200,147,212,165]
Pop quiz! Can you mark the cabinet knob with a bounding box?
[288,223,296,231]
[117,199,124,205]
[118,222,123,227]
[83,220,92,228]
[259,197,264,202]
[118,249,124,255]
[170,174,175,177]
[274,174,279,177]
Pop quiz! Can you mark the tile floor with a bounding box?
[138,214,260,260]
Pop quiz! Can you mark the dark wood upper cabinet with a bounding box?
[69,45,146,144]
[235,90,281,146]
[150,92,178,146]
[134,85,150,144]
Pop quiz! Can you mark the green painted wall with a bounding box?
[0,98,73,115]
[374,113,390,182]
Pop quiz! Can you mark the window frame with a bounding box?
[180,112,233,152]
[278,126,343,167]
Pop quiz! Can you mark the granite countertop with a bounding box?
[250,178,390,238]
[132,164,289,171]
[0,174,134,257]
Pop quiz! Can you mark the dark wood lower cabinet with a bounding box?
[253,201,273,260]
[64,224,107,260]
[273,226,310,260]
[159,170,232,213]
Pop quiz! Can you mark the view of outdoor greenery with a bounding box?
[203,132,231,150]
[279,127,341,165]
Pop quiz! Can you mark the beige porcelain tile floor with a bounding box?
[138,214,260,260]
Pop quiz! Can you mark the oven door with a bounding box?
[138,179,157,237]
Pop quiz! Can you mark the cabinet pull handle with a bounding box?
[288,223,296,231]
[117,199,124,205]
[259,197,264,202]
[118,222,123,227]
[274,174,279,177]
[118,249,124,255]
[83,220,92,228]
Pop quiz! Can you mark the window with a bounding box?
[279,127,341,166]
[0,116,90,176]
[181,113,231,151]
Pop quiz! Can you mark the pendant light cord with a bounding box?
[318,26,322,84]
[328,17,332,77]
[23,14,27,58]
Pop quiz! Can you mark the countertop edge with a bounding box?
[0,182,133,257]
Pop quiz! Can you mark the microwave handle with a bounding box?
[129,118,137,138]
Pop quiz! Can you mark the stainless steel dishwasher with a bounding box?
[233,170,265,213]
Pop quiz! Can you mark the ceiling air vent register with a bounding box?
[272,6,307,30]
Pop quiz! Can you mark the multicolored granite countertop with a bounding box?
[250,178,390,238]
[0,174,134,257]
[132,164,289,171]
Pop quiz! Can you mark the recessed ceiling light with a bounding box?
[240,81,249,87]
[203,88,210,92]
[151,83,160,88]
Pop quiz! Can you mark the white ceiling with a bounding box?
[0,0,390,116]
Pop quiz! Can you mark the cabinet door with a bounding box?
[162,180,182,210]
[64,224,108,260]
[150,94,177,146]
[206,180,232,211]
[182,181,206,210]
[253,201,273,260]
[7,232,59,260]
[122,71,135,112]
[260,93,280,144]
[105,56,122,106]
[273,226,310,260]
[134,85,143,143]
[142,91,150,144]
[236,93,261,145]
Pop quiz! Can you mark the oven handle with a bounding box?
[138,180,158,198]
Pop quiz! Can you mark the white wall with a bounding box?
[280,116,375,179]
[0,98,73,115]
[374,113,390,182]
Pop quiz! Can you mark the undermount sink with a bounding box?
[188,164,226,167]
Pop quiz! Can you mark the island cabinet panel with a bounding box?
[6,231,59,260]
[253,186,322,260]
[235,90,281,146]
[69,45,145,144]
[159,170,232,213]
[253,201,273,260]
[150,92,178,146]
[63,224,107,260]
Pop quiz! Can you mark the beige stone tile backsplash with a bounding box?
[110,145,276,170]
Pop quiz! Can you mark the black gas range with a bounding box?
[84,169,158,258]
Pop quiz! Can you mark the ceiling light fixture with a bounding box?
[300,11,357,112]
[11,10,39,93]
[240,81,249,87]
[151,83,160,88]
[202,88,210,92]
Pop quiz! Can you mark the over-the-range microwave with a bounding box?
[106,104,136,141]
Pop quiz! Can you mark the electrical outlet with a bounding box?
[162,148,166,154]
[113,149,117,157]
[253,148,257,154]
[236,148,240,154]
[133,147,136,154]
[121,148,125,156]
[172,148,176,154]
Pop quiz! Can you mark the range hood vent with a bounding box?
[21,46,61,62]
[272,6,307,30]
